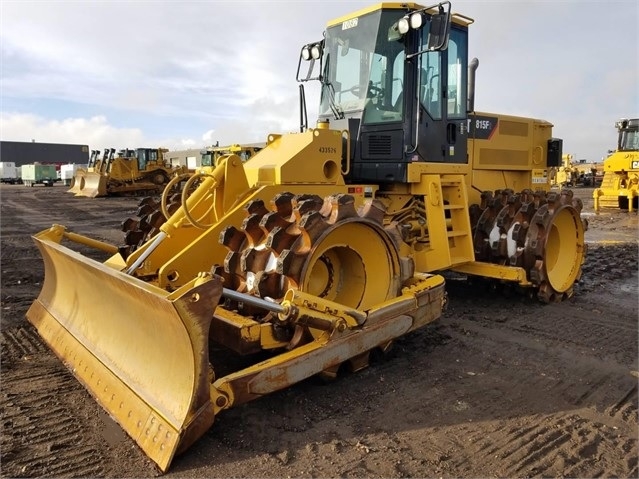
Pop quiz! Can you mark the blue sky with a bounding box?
[1,0,637,162]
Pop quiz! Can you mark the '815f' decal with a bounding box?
[468,114,499,140]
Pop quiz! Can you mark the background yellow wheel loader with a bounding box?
[27,1,587,472]
[70,147,186,198]
[593,118,639,211]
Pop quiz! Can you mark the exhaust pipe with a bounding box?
[467,57,479,113]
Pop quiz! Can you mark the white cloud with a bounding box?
[0,113,147,149]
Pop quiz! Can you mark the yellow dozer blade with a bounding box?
[26,227,224,471]
[67,169,87,194]
[75,171,108,197]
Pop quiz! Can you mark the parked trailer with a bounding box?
[0,162,20,184]
[21,164,58,187]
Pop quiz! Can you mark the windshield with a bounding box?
[201,153,213,167]
[320,9,406,124]
[620,129,639,151]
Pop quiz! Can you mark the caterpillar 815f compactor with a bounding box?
[593,118,639,211]
[27,2,586,472]
[69,147,185,198]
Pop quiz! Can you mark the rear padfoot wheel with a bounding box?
[470,188,587,302]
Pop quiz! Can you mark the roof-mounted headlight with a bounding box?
[398,16,410,35]
[616,119,629,129]
[301,42,322,61]
[311,43,322,59]
[301,45,312,61]
[410,12,423,29]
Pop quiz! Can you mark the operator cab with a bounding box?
[298,1,473,183]
[136,148,161,170]
[616,118,639,152]
[201,149,215,167]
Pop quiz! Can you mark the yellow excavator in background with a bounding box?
[69,147,186,198]
[27,2,586,472]
[593,118,639,211]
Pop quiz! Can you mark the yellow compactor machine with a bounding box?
[27,2,586,472]
[593,118,639,211]
[69,147,185,197]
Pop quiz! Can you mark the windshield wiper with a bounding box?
[322,53,344,120]
[326,82,344,120]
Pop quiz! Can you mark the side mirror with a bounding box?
[404,2,452,59]
[427,11,450,51]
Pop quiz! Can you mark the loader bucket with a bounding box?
[26,230,224,471]
[76,171,108,197]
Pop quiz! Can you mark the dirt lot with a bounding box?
[1,183,637,478]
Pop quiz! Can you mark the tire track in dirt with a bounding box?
[459,413,635,477]
[3,444,106,478]
[0,246,40,261]
[446,316,636,407]
[607,383,638,423]
[434,319,638,478]
[1,327,47,362]
[1,371,107,477]
[1,327,107,478]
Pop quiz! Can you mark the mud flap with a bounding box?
[26,234,223,471]
[76,172,107,197]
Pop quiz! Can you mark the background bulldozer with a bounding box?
[27,2,587,473]
[67,148,101,194]
[70,147,186,198]
[593,118,639,211]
